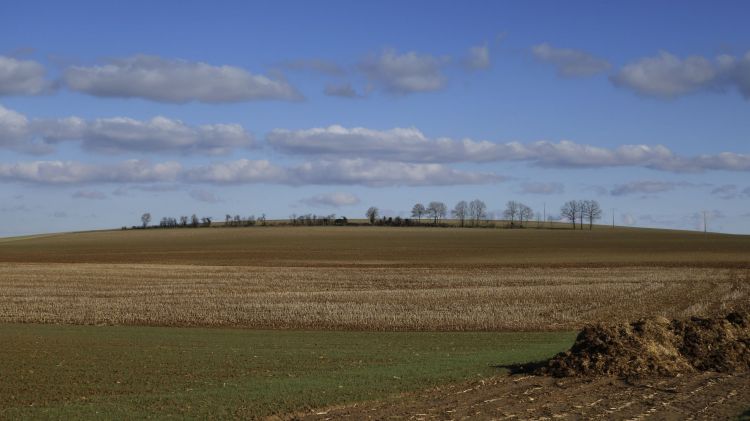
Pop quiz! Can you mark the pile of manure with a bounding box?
[541,312,749,377]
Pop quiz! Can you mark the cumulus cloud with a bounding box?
[290,159,500,187]
[300,192,360,207]
[189,189,222,203]
[72,190,107,200]
[1,104,254,155]
[34,115,254,155]
[184,159,287,184]
[531,43,611,77]
[186,158,503,187]
[465,44,490,70]
[0,160,181,184]
[0,56,54,95]
[611,51,750,99]
[63,54,302,103]
[360,49,448,94]
[3,157,501,187]
[267,124,750,173]
[0,104,54,154]
[0,104,29,147]
[324,83,363,98]
[519,182,564,195]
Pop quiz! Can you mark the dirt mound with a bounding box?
[542,312,750,377]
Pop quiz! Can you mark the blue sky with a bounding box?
[1,0,749,236]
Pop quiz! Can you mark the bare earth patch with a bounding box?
[288,371,750,420]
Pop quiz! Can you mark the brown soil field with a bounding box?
[0,264,747,330]
[289,371,750,420]
[1,226,749,267]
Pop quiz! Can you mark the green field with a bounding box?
[0,324,573,419]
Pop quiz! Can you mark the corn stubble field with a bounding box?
[1,264,747,330]
[1,226,748,331]
[1,225,749,418]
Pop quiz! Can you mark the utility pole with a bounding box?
[703,211,707,234]
[612,208,615,228]
[543,202,546,229]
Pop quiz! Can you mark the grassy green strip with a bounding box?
[0,324,573,419]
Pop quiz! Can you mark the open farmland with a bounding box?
[1,225,749,267]
[1,226,749,419]
[1,226,748,331]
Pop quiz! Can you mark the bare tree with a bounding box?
[201,216,212,227]
[583,200,603,230]
[191,214,199,227]
[452,200,468,227]
[366,207,379,224]
[519,204,533,227]
[579,201,587,230]
[179,216,188,227]
[427,201,447,224]
[468,199,487,226]
[560,200,580,229]
[141,212,151,228]
[411,203,426,223]
[503,201,519,226]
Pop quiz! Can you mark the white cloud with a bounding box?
[519,182,564,195]
[267,124,750,172]
[0,56,53,95]
[531,43,611,77]
[360,49,448,94]
[287,159,501,187]
[611,50,750,99]
[0,104,29,146]
[186,158,503,187]
[0,160,181,184]
[185,159,286,184]
[1,104,254,155]
[37,116,254,155]
[465,44,490,70]
[63,54,302,103]
[72,190,107,200]
[300,192,360,207]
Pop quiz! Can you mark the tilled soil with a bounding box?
[287,371,750,420]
